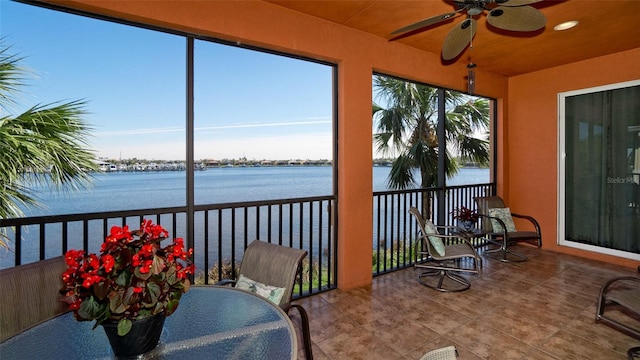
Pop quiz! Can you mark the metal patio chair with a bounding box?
[409,207,481,292]
[217,240,313,359]
[474,196,541,262]
[596,276,640,340]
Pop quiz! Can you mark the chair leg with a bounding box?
[289,304,313,360]
[484,238,527,262]
[417,269,471,292]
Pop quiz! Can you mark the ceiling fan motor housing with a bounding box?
[454,0,490,16]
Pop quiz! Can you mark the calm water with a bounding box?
[23,166,488,216]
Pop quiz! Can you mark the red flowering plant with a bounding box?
[451,206,480,223]
[60,220,194,336]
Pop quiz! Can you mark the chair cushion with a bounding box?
[424,220,445,256]
[236,274,286,305]
[488,207,517,232]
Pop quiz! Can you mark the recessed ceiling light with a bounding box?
[554,21,579,31]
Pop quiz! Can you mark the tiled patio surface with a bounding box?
[289,245,639,360]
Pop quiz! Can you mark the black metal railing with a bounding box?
[0,196,336,299]
[372,183,493,276]
[0,183,492,293]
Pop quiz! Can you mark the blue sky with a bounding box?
[1,1,334,161]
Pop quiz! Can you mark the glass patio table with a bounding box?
[0,286,297,359]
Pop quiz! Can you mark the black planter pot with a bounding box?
[102,314,165,358]
[458,220,475,232]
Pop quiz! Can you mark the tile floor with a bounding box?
[289,245,640,360]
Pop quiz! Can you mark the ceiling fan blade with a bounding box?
[487,6,546,32]
[391,10,463,36]
[493,0,543,6]
[442,18,477,61]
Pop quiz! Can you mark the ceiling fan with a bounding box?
[391,0,546,61]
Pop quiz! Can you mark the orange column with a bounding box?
[336,59,374,290]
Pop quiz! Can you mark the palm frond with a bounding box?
[372,75,490,189]
[0,42,99,226]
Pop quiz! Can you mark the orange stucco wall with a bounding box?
[507,48,640,269]
[41,0,636,286]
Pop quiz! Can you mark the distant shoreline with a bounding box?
[95,158,486,172]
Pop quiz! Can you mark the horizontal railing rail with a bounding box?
[372,183,494,276]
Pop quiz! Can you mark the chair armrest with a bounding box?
[215,279,236,287]
[599,276,640,295]
[423,231,478,249]
[511,213,541,234]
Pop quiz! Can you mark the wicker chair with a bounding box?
[0,256,68,342]
[596,276,640,340]
[419,345,458,360]
[217,240,313,359]
[409,207,481,292]
[474,196,541,262]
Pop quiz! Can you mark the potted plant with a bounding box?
[451,206,480,231]
[60,219,194,357]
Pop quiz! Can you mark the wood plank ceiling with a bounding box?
[263,0,640,77]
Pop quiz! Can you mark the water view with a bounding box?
[21,166,489,217]
[1,166,489,270]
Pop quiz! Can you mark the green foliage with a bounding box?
[0,41,100,247]
[372,75,490,190]
[372,240,415,271]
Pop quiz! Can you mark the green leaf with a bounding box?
[164,298,180,316]
[122,286,140,307]
[77,296,107,320]
[117,318,132,336]
[134,265,152,280]
[93,280,109,300]
[137,308,153,318]
[109,291,127,314]
[146,281,161,305]
[165,265,178,285]
[151,255,165,275]
[114,270,131,287]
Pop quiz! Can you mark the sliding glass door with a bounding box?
[559,80,640,260]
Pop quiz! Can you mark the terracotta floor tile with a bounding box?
[541,330,625,359]
[292,248,639,359]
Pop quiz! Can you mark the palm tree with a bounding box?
[0,43,99,247]
[372,75,490,218]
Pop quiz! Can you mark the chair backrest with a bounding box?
[409,207,440,257]
[238,240,307,310]
[409,207,427,230]
[0,256,68,342]
[474,196,506,232]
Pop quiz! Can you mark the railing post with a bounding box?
[436,88,447,225]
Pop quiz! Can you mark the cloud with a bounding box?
[92,117,333,160]
[94,118,332,137]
